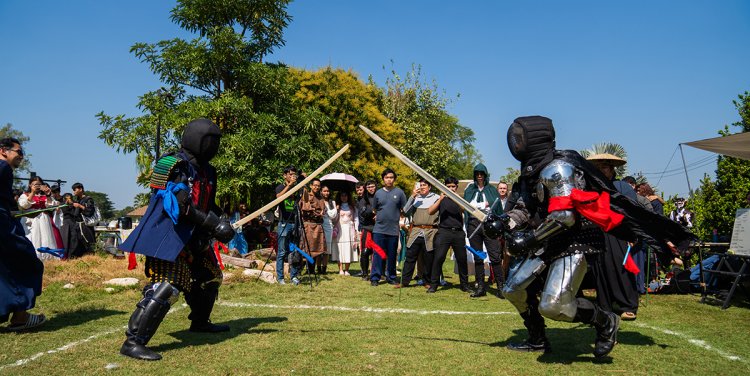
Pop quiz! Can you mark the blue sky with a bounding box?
[1,1,748,209]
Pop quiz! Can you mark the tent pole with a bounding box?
[679,144,693,197]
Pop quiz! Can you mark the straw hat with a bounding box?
[586,153,627,167]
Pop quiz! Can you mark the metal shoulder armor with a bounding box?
[538,159,585,199]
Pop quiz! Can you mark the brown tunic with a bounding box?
[300,190,327,257]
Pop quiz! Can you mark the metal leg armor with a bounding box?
[538,254,588,322]
[120,282,180,361]
[503,257,551,352]
[503,256,546,311]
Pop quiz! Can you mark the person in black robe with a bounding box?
[587,154,640,320]
[0,137,47,331]
[60,188,96,258]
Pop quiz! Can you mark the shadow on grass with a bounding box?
[152,316,287,352]
[405,335,491,346]
[292,326,390,334]
[35,307,125,332]
[485,326,665,364]
[698,292,750,310]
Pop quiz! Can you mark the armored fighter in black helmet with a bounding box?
[484,116,692,358]
[119,118,235,361]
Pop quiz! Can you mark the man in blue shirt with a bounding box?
[370,168,407,286]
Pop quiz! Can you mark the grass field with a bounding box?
[1,254,749,375]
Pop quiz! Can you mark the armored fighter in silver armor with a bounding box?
[488,116,620,358]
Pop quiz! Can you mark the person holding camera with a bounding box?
[59,182,96,258]
[17,177,64,260]
[275,166,302,284]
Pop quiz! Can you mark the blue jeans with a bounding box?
[370,233,398,283]
[633,243,648,294]
[276,222,299,281]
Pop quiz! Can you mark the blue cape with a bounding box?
[119,194,195,262]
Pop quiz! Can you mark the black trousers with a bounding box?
[401,237,427,286]
[466,219,504,286]
[359,228,373,276]
[431,228,468,286]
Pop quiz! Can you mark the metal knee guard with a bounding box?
[503,257,546,312]
[538,254,587,322]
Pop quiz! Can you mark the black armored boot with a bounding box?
[591,306,620,358]
[120,283,177,361]
[186,282,230,333]
[507,311,551,353]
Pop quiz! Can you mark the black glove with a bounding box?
[196,211,234,243]
[214,221,235,244]
[483,213,510,239]
[508,230,539,256]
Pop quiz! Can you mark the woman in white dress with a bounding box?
[334,191,358,275]
[320,185,338,274]
[17,178,63,261]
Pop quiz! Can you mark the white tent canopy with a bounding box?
[683,132,750,161]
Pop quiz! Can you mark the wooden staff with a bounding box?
[232,144,350,229]
[358,124,486,221]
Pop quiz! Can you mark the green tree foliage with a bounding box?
[98,0,327,208]
[690,91,750,240]
[115,206,136,219]
[497,167,520,186]
[580,142,628,177]
[85,190,116,220]
[379,65,479,181]
[97,1,479,208]
[0,123,32,176]
[291,67,411,187]
[133,192,151,208]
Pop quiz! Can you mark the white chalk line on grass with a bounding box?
[631,322,745,363]
[0,306,185,372]
[5,302,741,371]
[1,303,506,372]
[217,301,515,316]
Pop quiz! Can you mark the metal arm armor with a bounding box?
[532,159,585,242]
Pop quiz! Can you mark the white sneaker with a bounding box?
[344,271,351,276]
[277,280,286,285]
[339,270,345,275]
[292,277,300,285]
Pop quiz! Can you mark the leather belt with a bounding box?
[412,225,437,229]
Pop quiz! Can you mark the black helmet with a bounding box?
[181,118,222,162]
[507,116,556,178]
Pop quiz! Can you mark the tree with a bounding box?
[0,123,32,177]
[85,190,116,220]
[580,142,628,177]
[690,91,750,240]
[98,0,328,208]
[115,206,136,219]
[133,192,151,208]
[379,64,480,181]
[497,167,520,186]
[291,67,411,187]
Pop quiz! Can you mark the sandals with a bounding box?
[620,311,637,321]
[6,313,47,332]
